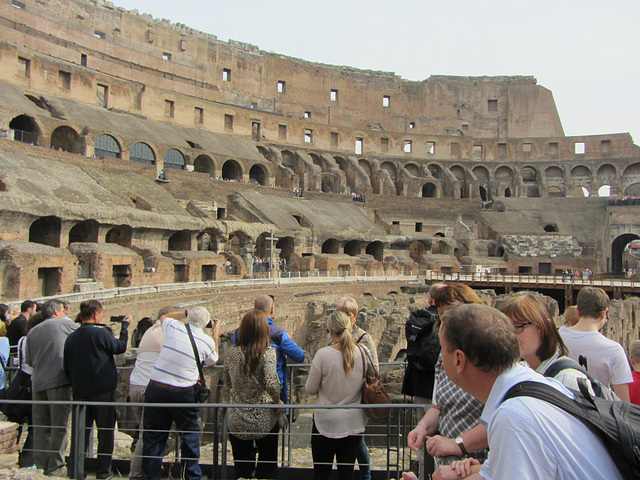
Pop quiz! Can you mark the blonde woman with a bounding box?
[306,311,378,480]
[336,297,378,480]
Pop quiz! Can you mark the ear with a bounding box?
[454,349,467,374]
[600,308,609,321]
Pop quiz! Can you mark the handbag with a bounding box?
[1,337,31,422]
[357,344,390,419]
[185,324,211,403]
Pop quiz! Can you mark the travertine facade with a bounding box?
[0,0,639,300]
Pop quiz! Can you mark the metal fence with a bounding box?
[0,362,427,480]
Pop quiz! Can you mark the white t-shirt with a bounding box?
[558,326,632,387]
[129,321,164,387]
[479,364,623,480]
[149,318,217,388]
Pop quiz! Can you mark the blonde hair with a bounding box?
[327,310,356,375]
[563,306,579,327]
[337,297,358,324]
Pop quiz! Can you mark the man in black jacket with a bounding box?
[63,300,130,480]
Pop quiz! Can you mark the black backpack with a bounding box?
[405,308,440,372]
[542,357,619,401]
[504,380,640,479]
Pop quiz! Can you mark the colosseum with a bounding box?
[0,0,639,302]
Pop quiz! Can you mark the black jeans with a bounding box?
[78,390,116,478]
[311,421,361,480]
[228,422,279,479]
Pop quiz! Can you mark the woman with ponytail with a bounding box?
[305,311,378,480]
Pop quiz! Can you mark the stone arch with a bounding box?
[409,240,427,263]
[334,156,347,172]
[365,241,384,261]
[380,161,397,182]
[495,165,514,182]
[50,125,85,154]
[612,233,640,273]
[249,164,268,186]
[571,165,592,178]
[521,166,540,197]
[105,225,132,248]
[597,163,617,179]
[545,166,564,178]
[309,152,326,172]
[194,154,215,177]
[9,114,40,145]
[69,219,99,244]
[504,187,512,197]
[434,232,445,237]
[428,164,442,179]
[496,246,505,257]
[598,185,611,197]
[276,236,294,260]
[450,165,465,181]
[168,230,191,251]
[321,174,337,193]
[130,142,156,165]
[281,150,297,170]
[422,182,437,198]
[94,134,121,159]
[29,216,61,247]
[625,184,640,195]
[256,145,271,162]
[344,240,361,256]
[479,186,488,201]
[623,162,640,177]
[432,240,450,255]
[222,159,243,180]
[358,159,373,177]
[548,186,564,197]
[472,166,490,183]
[322,238,339,254]
[405,163,420,177]
[226,231,250,255]
[163,149,186,170]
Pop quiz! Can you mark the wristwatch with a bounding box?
[455,436,468,456]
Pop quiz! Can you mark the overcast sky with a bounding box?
[115,0,639,144]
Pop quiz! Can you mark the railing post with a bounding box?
[68,403,86,480]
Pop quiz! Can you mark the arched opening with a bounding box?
[405,163,420,177]
[612,233,640,273]
[249,164,267,186]
[225,231,249,255]
[322,238,339,254]
[194,155,215,177]
[281,150,296,170]
[50,126,84,154]
[163,149,186,170]
[505,187,512,197]
[105,225,132,248]
[409,241,427,263]
[434,232,445,238]
[380,162,397,182]
[625,183,640,196]
[344,240,361,256]
[422,182,437,198]
[257,146,271,162]
[496,246,505,257]
[168,230,191,251]
[544,224,559,233]
[479,186,488,201]
[69,220,99,243]
[597,164,616,181]
[598,185,611,197]
[197,229,221,252]
[130,142,156,165]
[321,175,336,193]
[548,186,564,197]
[309,153,324,172]
[428,164,442,179]
[255,232,269,258]
[222,159,242,181]
[9,114,40,145]
[94,134,121,159]
[334,156,347,172]
[358,159,373,177]
[29,216,61,247]
[487,244,495,257]
[365,241,384,261]
[472,166,489,183]
[276,236,294,261]
[432,240,450,255]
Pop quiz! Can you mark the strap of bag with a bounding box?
[543,357,592,379]
[185,324,206,386]
[357,343,368,381]
[356,332,367,343]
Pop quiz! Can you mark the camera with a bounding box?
[110,315,126,322]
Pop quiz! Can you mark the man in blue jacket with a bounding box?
[234,295,305,403]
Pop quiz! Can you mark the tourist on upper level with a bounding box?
[559,286,632,401]
[306,310,377,480]
[63,300,130,480]
[24,299,78,477]
[224,309,282,479]
[407,284,488,478]
[404,303,622,480]
[628,340,640,405]
[336,297,379,480]
[142,307,219,480]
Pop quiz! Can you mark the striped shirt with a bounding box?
[149,318,218,388]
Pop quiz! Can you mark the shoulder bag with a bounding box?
[185,324,211,403]
[357,344,390,419]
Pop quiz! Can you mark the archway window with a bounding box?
[94,134,121,159]
[249,164,267,185]
[612,234,640,273]
[50,126,84,154]
[344,240,361,256]
[164,149,185,170]
[29,216,61,247]
[105,226,132,248]
[69,220,99,244]
[168,230,191,251]
[322,239,339,254]
[9,115,40,145]
[422,183,437,198]
[222,160,242,181]
[598,185,611,197]
[366,241,384,261]
[130,142,155,165]
[194,155,215,177]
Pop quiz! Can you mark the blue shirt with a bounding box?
[233,317,305,402]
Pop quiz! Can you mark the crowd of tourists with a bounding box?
[609,195,640,206]
[0,282,638,480]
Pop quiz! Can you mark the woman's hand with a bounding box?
[276,398,284,417]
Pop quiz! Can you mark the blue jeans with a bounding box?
[142,384,201,480]
[356,434,371,480]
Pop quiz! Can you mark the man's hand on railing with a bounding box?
[426,435,461,458]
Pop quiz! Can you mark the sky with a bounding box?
[114,0,639,144]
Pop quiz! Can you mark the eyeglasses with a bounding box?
[512,322,534,333]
